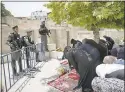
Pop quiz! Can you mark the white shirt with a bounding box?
[96,64,124,78]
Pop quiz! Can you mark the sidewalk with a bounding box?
[9,59,62,92]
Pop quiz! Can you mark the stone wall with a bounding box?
[47,28,124,49]
[2,16,20,26]
[1,16,124,53]
[2,16,41,29]
[1,16,41,54]
[1,24,35,54]
[46,19,124,49]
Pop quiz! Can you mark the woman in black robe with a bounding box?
[71,39,82,48]
[103,35,115,55]
[65,39,107,92]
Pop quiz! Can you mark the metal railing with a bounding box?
[1,43,46,92]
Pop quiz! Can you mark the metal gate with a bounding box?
[1,43,46,92]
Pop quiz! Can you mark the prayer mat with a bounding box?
[60,60,69,65]
[60,60,70,72]
[68,69,80,80]
[48,69,80,92]
[48,74,78,92]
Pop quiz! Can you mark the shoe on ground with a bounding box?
[20,70,26,72]
[36,60,42,62]
[27,66,32,68]
[83,88,93,92]
[19,72,24,76]
[13,73,20,79]
[13,73,19,76]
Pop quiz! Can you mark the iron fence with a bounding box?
[1,43,46,92]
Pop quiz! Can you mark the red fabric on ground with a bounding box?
[68,69,80,80]
[68,73,79,80]
[70,69,77,73]
[48,69,79,92]
[48,74,78,92]
[60,60,69,65]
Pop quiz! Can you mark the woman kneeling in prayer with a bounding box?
[92,45,124,92]
[92,64,124,92]
[65,39,107,92]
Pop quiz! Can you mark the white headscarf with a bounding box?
[103,56,117,64]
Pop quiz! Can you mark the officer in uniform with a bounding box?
[39,21,51,51]
[23,30,39,68]
[7,25,23,76]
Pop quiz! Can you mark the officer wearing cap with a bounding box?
[22,30,39,68]
[7,25,23,76]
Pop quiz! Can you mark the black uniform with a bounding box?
[39,24,51,36]
[39,22,51,51]
[23,35,39,68]
[7,32,23,76]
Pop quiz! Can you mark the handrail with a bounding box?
[1,44,37,57]
[1,43,45,92]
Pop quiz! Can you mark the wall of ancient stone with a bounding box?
[1,16,124,53]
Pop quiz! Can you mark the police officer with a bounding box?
[23,30,39,68]
[39,21,51,51]
[7,25,23,76]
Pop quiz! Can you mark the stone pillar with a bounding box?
[56,28,67,49]
[48,29,56,44]
[33,29,41,43]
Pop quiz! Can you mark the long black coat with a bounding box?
[65,39,107,91]
[65,44,101,90]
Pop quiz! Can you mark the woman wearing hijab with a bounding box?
[65,39,107,92]
[103,35,115,55]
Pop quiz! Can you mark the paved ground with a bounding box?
[1,52,38,92]
[8,59,62,92]
[1,50,64,92]
[1,47,62,92]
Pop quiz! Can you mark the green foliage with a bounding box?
[1,3,13,17]
[45,1,124,31]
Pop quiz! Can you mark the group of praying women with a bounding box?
[63,35,124,92]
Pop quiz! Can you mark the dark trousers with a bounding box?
[11,57,23,75]
[41,35,48,51]
[25,48,30,68]
[25,47,39,68]
[35,51,39,61]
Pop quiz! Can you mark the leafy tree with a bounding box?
[1,3,13,17]
[45,2,124,43]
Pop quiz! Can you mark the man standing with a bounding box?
[7,25,23,76]
[22,30,39,68]
[39,21,51,51]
